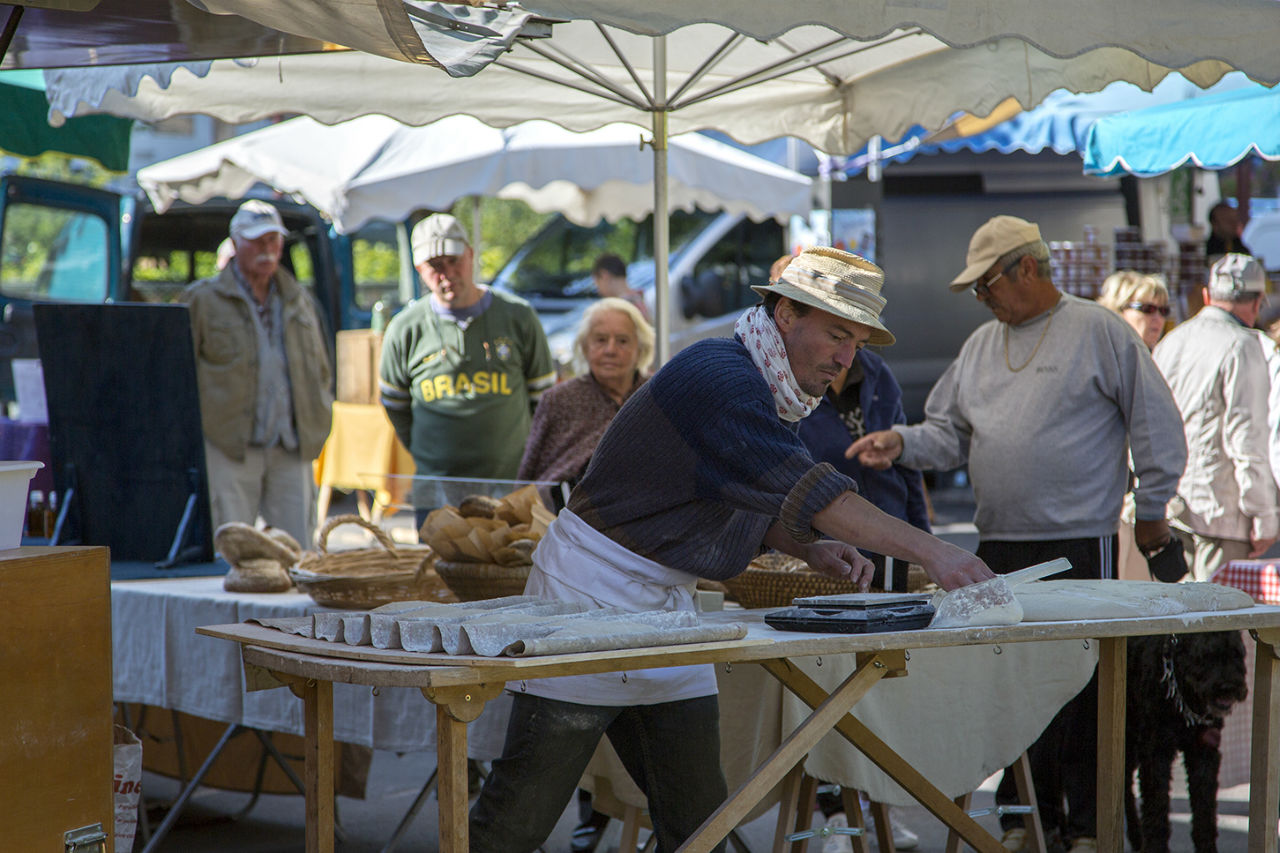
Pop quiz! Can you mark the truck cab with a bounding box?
[0,175,421,406]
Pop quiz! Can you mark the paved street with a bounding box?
[129,481,1269,852]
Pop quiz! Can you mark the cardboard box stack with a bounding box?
[336,330,383,404]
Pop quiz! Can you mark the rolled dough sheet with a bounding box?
[1016,579,1254,621]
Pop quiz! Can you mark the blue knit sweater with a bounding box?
[568,337,856,580]
[798,349,930,532]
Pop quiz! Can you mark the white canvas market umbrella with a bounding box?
[47,25,1241,363]
[136,114,813,234]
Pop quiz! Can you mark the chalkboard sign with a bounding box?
[34,303,212,565]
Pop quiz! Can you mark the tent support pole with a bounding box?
[0,6,23,66]
[471,195,482,283]
[652,35,670,368]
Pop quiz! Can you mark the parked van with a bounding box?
[0,175,420,404]
[491,209,785,370]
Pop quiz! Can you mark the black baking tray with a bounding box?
[764,600,936,633]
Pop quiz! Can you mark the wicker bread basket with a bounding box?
[434,559,531,601]
[721,568,860,610]
[291,515,455,609]
[722,559,933,610]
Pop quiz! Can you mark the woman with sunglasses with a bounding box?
[1097,270,1172,350]
[1097,271,1178,583]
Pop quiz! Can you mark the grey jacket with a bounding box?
[181,265,333,462]
[1153,305,1279,542]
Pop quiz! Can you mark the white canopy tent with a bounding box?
[45,2,1278,363]
[46,24,1243,363]
[135,114,813,235]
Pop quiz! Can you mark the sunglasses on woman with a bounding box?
[1124,301,1171,317]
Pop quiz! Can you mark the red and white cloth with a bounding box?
[1209,559,1280,789]
[1211,559,1280,605]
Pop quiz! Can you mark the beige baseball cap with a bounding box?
[949,215,1043,292]
[750,247,895,346]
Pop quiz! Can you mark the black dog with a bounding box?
[1125,631,1248,852]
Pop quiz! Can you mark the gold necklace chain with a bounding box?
[1004,299,1060,373]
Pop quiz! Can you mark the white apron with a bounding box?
[519,509,718,706]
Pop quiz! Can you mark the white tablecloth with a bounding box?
[587,639,1098,809]
[111,577,510,755]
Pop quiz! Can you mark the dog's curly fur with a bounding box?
[1124,631,1248,853]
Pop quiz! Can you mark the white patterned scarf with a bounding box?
[734,305,820,422]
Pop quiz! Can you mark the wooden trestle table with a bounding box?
[200,605,1280,853]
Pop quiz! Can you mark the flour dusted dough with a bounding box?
[1016,580,1254,622]
[930,576,1023,628]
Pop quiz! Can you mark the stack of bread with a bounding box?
[419,484,553,567]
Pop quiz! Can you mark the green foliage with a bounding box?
[447,196,554,280]
[352,238,398,285]
[8,151,115,188]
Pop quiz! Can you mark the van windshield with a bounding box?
[497,210,716,298]
[0,202,110,302]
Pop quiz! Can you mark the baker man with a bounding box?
[182,199,333,546]
[468,247,994,852]
[848,216,1187,853]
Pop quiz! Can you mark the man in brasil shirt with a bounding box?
[379,213,554,523]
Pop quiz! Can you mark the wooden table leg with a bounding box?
[424,683,505,853]
[763,655,1005,853]
[678,651,899,853]
[302,678,334,853]
[1250,628,1280,853]
[1096,637,1125,853]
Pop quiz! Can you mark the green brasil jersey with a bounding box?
[380,289,554,489]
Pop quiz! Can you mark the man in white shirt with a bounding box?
[1153,253,1280,581]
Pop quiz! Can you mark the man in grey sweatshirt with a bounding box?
[849,215,1187,853]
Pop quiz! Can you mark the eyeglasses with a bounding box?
[1124,301,1171,317]
[972,259,1020,299]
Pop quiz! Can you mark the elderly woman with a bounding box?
[1099,271,1177,583]
[1097,270,1172,350]
[517,297,654,483]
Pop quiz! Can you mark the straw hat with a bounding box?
[750,247,895,346]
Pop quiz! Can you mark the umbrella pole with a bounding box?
[652,35,671,368]
[0,6,22,65]
[471,195,482,283]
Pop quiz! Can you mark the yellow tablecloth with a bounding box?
[312,402,414,513]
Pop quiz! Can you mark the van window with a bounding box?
[685,218,783,319]
[287,240,316,292]
[132,248,220,302]
[350,221,401,309]
[0,202,110,302]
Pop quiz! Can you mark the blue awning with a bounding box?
[842,72,1260,177]
[1082,83,1280,178]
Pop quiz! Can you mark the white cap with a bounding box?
[1208,253,1266,300]
[411,214,470,266]
[229,200,288,241]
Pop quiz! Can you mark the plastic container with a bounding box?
[0,461,44,548]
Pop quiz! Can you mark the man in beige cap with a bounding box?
[469,246,994,853]
[849,216,1187,852]
[379,213,554,524]
[182,199,333,545]
[1154,253,1278,581]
